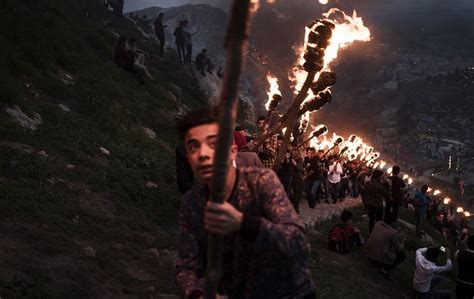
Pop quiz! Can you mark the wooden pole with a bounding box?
[273,71,316,171]
[205,1,252,298]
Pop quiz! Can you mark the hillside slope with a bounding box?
[0,0,209,296]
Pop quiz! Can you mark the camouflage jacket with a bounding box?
[175,167,315,299]
[364,180,390,208]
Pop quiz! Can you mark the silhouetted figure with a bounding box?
[114,35,128,68]
[173,21,186,64]
[217,66,224,79]
[105,0,124,15]
[195,49,214,76]
[126,38,153,80]
[154,13,166,57]
[183,21,199,64]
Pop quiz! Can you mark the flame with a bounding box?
[265,73,282,110]
[433,190,441,196]
[291,8,371,108]
[464,211,471,217]
[443,197,451,204]
[319,0,329,4]
[299,111,310,131]
[408,178,413,185]
[387,167,392,175]
[379,161,386,169]
[403,174,409,180]
[373,162,380,169]
[321,9,371,69]
[457,207,464,213]
[427,187,433,193]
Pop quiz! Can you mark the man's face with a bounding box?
[277,139,283,148]
[184,123,237,184]
[307,150,315,158]
[257,120,265,130]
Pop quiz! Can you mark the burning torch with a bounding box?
[322,136,344,158]
[301,125,328,147]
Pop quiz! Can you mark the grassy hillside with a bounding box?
[0,0,207,296]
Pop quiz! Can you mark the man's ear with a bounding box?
[230,144,238,160]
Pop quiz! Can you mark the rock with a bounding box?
[150,248,160,258]
[84,246,96,258]
[38,150,48,158]
[66,164,75,169]
[146,182,158,189]
[72,215,80,223]
[143,127,156,140]
[100,147,110,156]
[58,104,71,112]
[5,106,42,130]
[47,177,56,185]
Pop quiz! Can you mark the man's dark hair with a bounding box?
[425,246,440,263]
[177,107,218,140]
[392,166,400,175]
[158,12,164,17]
[468,235,474,250]
[421,185,429,193]
[235,125,245,132]
[202,48,207,53]
[341,210,353,223]
[306,147,315,152]
[384,212,396,225]
[277,135,283,141]
[257,116,266,122]
[371,169,384,181]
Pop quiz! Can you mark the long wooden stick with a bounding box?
[273,71,316,171]
[205,1,252,298]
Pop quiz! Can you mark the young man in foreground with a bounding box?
[175,108,315,298]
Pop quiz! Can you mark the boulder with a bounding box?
[5,106,42,130]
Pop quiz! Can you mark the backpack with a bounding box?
[328,224,351,253]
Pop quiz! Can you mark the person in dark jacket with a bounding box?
[456,235,474,298]
[173,20,186,64]
[385,165,406,222]
[365,170,390,233]
[195,48,214,76]
[154,12,166,57]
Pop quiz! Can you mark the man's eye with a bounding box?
[188,144,198,152]
[209,141,216,149]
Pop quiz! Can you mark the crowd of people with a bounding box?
[174,108,473,298]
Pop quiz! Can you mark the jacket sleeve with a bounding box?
[175,195,203,298]
[251,169,310,259]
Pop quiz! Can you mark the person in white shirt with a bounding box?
[327,155,343,204]
[413,246,453,298]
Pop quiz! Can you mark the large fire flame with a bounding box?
[265,73,282,110]
[292,8,371,106]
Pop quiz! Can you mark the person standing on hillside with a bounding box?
[385,165,406,223]
[173,20,186,64]
[365,170,390,233]
[327,155,343,204]
[175,108,316,298]
[304,147,321,208]
[414,185,430,237]
[183,21,199,65]
[154,12,167,57]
